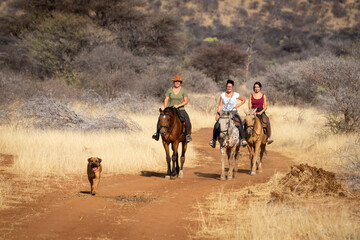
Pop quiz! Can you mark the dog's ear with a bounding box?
[98,158,102,163]
[88,158,91,163]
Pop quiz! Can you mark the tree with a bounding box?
[191,42,246,83]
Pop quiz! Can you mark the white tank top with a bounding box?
[221,92,239,112]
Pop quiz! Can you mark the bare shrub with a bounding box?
[301,54,360,132]
[188,95,218,113]
[332,2,347,18]
[191,42,247,83]
[260,61,317,105]
[0,69,39,105]
[337,138,360,191]
[74,43,146,99]
[248,1,259,10]
[137,58,177,98]
[181,67,219,93]
[102,93,158,114]
[17,96,140,131]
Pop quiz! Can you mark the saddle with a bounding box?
[173,108,187,134]
[257,114,268,128]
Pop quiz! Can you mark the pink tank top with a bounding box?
[251,94,264,110]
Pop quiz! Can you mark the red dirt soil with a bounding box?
[0,128,293,240]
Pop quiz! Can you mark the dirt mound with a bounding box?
[271,164,346,201]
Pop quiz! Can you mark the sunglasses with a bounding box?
[174,81,182,83]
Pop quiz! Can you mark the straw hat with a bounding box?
[171,75,182,82]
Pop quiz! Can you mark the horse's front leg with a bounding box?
[179,141,187,178]
[220,147,226,180]
[227,148,236,180]
[247,145,254,175]
[163,141,171,179]
[171,141,180,178]
[258,143,266,172]
[251,141,261,175]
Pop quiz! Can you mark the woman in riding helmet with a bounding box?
[209,79,247,148]
[152,75,192,142]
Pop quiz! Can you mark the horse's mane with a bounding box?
[164,107,178,115]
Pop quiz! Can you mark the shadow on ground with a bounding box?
[140,171,167,178]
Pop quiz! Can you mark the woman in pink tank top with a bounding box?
[248,82,273,144]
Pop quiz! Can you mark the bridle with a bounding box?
[219,114,232,136]
[159,111,175,137]
[245,113,260,137]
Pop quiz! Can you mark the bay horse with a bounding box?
[158,107,191,179]
[244,109,268,175]
[218,112,241,180]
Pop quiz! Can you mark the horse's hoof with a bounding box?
[165,175,171,180]
[250,172,256,176]
[178,171,183,178]
[257,169,263,173]
[220,176,226,181]
[228,176,233,180]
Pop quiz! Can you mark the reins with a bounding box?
[246,114,261,138]
[159,109,178,140]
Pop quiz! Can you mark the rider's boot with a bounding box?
[241,139,248,146]
[267,137,274,144]
[152,132,159,141]
[209,139,216,148]
[186,135,192,142]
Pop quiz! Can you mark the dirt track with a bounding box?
[0,128,293,240]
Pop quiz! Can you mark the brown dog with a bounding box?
[87,157,102,195]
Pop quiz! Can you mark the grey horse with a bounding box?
[218,112,241,180]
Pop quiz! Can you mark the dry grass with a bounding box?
[0,112,199,177]
[188,95,360,239]
[191,173,360,240]
[265,105,358,171]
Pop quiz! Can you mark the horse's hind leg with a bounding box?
[220,147,226,180]
[179,141,187,178]
[163,142,171,179]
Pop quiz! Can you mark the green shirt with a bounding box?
[165,87,188,110]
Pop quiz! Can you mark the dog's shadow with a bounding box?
[140,171,167,178]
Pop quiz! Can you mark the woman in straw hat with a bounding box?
[152,75,192,142]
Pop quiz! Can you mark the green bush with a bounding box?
[22,12,110,76]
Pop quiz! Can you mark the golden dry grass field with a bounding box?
[0,93,359,239]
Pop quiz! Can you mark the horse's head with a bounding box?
[158,107,175,137]
[244,108,257,134]
[218,112,231,139]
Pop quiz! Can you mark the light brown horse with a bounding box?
[244,109,268,175]
[158,107,191,179]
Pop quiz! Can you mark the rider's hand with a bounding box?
[174,105,178,109]
[215,114,219,121]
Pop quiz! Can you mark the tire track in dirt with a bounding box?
[1,128,293,240]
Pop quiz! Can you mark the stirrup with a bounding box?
[209,139,216,148]
[152,133,159,141]
[267,137,274,144]
[241,139,248,146]
[186,135,192,142]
